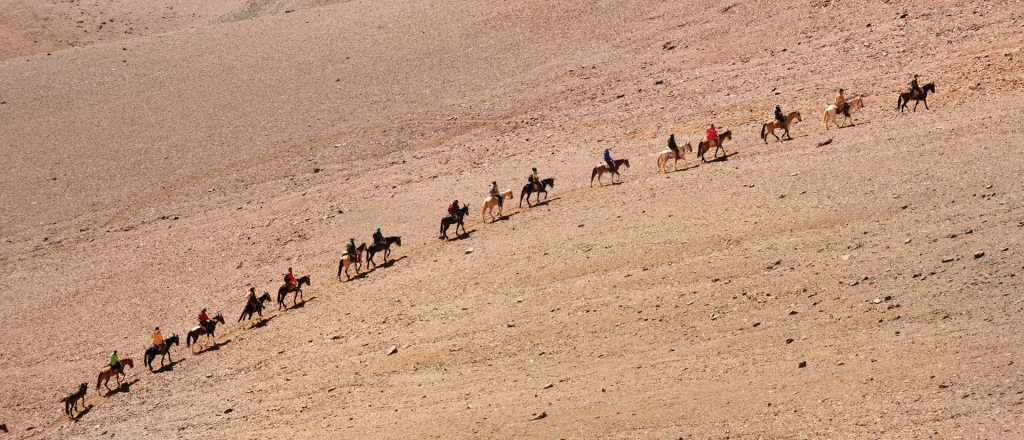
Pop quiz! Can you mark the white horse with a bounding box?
[481,190,513,222]
[656,142,693,173]
[822,97,864,129]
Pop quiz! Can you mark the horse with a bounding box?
[238,293,272,323]
[338,243,367,280]
[591,159,629,187]
[761,112,802,143]
[144,334,180,371]
[520,178,555,206]
[657,142,693,173]
[60,383,88,416]
[697,130,732,162]
[367,236,402,267]
[823,97,864,129]
[440,205,470,240]
[897,82,935,112]
[187,314,225,353]
[481,190,513,222]
[96,358,133,394]
[277,275,310,309]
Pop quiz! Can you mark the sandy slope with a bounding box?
[2,0,1024,437]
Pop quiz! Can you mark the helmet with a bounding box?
[155,327,159,331]
[113,350,118,353]
[532,168,537,172]
[453,200,459,204]
[376,227,381,232]
[839,88,844,92]
[202,308,206,312]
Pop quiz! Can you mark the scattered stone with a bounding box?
[798,361,807,368]
[964,228,973,234]
[654,80,664,85]
[786,338,794,344]
[872,298,882,304]
[542,383,554,389]
[386,346,398,355]
[507,322,516,328]
[905,238,912,244]
[974,251,985,259]
[224,408,233,414]
[789,310,798,315]
[901,204,908,210]
[0,423,6,433]
[841,254,851,261]
[530,412,548,421]
[752,322,761,327]
[334,144,342,148]
[328,387,337,392]
[465,248,474,254]
[941,257,955,263]
[816,138,833,147]
[313,168,322,173]
[206,374,213,378]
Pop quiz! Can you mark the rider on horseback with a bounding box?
[373,227,386,246]
[199,309,214,333]
[705,124,718,148]
[774,105,786,124]
[835,89,850,117]
[489,181,503,208]
[528,168,541,192]
[603,149,615,173]
[667,134,680,158]
[449,200,462,222]
[109,350,123,374]
[245,287,260,312]
[346,238,357,260]
[151,327,164,352]
[909,74,922,98]
[285,268,297,290]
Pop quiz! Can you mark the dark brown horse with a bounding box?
[144,334,180,370]
[591,160,629,187]
[367,236,402,267]
[897,82,935,112]
[440,205,470,239]
[277,275,310,309]
[697,130,732,162]
[239,292,272,322]
[521,178,555,206]
[60,383,88,416]
[187,314,225,353]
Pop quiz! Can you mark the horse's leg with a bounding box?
[923,97,928,110]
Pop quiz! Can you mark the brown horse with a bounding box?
[277,275,310,309]
[338,243,367,280]
[481,190,513,222]
[657,142,693,172]
[897,82,935,112]
[823,97,864,129]
[697,130,732,162]
[186,314,225,353]
[97,358,133,394]
[761,112,801,143]
[591,159,630,187]
[60,383,88,416]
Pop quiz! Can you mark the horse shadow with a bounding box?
[288,296,317,310]
[367,256,407,273]
[250,315,278,328]
[104,378,139,397]
[489,211,519,222]
[447,229,476,241]
[70,404,94,421]
[702,152,737,163]
[197,339,232,354]
[152,358,186,374]
[525,197,560,208]
[345,271,370,282]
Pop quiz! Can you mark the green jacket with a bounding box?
[109,352,120,366]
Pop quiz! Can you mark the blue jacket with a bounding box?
[603,151,612,163]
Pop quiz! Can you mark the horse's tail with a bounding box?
[186,333,193,347]
[896,94,903,110]
[760,123,767,141]
[590,167,598,186]
[821,110,828,126]
[96,373,102,391]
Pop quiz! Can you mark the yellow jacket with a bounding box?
[151,331,163,346]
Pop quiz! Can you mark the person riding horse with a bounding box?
[774,105,786,125]
[345,238,357,260]
[372,227,386,247]
[528,168,541,192]
[489,181,503,208]
[667,134,680,158]
[198,309,215,333]
[284,268,297,291]
[705,124,719,149]
[151,327,164,353]
[835,89,850,117]
[245,287,260,313]
[909,74,923,99]
[449,200,462,222]
[603,149,615,173]
[109,350,123,374]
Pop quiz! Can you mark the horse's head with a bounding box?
[544,178,555,188]
[260,292,272,302]
[791,112,802,122]
[214,314,225,324]
[721,131,732,141]
[392,236,402,246]
[299,275,311,286]
[924,82,936,93]
[358,243,367,251]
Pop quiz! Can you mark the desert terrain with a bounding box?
[2,0,1024,438]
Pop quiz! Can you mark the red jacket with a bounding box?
[706,127,718,141]
[198,311,210,322]
[448,204,457,216]
[286,272,296,284]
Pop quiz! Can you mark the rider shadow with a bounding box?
[104,378,138,397]
[367,256,407,273]
[288,296,317,310]
[526,197,560,207]
[71,404,94,421]
[153,357,186,374]
[447,229,476,241]
[346,271,370,281]
[490,211,519,222]
[198,339,232,354]
[250,314,278,328]
[702,152,737,163]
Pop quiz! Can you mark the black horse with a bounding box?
[897,82,936,112]
[239,292,272,322]
[520,178,555,207]
[144,334,180,371]
[60,383,88,416]
[277,275,310,309]
[440,205,470,240]
[367,236,402,267]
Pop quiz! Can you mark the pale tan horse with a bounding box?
[761,112,802,143]
[481,190,513,223]
[657,142,693,173]
[97,358,133,394]
[823,97,864,129]
[591,159,630,187]
[338,243,367,280]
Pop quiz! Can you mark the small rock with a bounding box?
[507,322,516,328]
[798,361,807,368]
[206,374,213,378]
[465,248,474,254]
[224,408,233,414]
[386,346,398,355]
[786,338,794,344]
[941,257,955,263]
[905,238,912,244]
[789,311,798,315]
[841,254,851,261]
[328,387,337,392]
[530,412,547,421]
[872,298,882,304]
[974,251,985,259]
[542,383,554,389]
